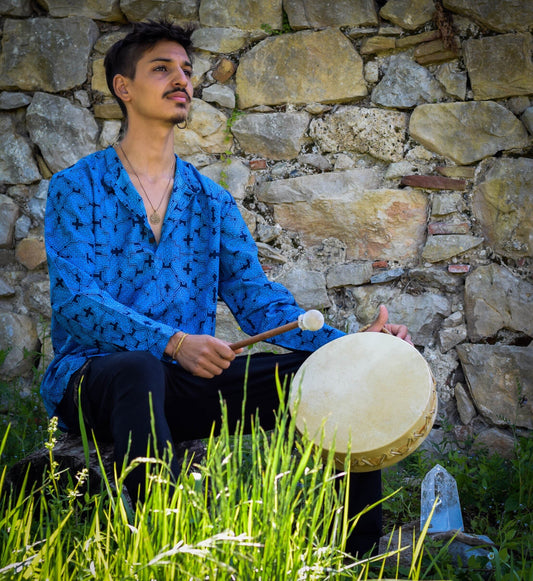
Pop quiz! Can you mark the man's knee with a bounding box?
[109,351,165,399]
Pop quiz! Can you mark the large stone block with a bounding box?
[192,28,250,54]
[0,92,32,110]
[236,29,367,109]
[120,0,198,22]
[26,93,99,174]
[457,344,533,429]
[0,17,98,92]
[473,157,533,259]
[93,101,123,120]
[258,170,428,262]
[443,0,533,33]
[275,268,331,310]
[371,53,446,109]
[464,264,533,341]
[37,0,123,21]
[16,237,47,270]
[231,112,310,160]
[202,84,235,109]
[326,261,373,288]
[199,0,282,30]
[0,115,41,185]
[259,167,379,200]
[94,31,127,55]
[199,159,250,200]
[0,0,31,15]
[310,107,408,162]
[284,0,378,29]
[0,312,40,379]
[409,102,529,165]
[473,428,516,459]
[439,324,467,353]
[464,33,533,101]
[380,0,436,30]
[421,234,483,263]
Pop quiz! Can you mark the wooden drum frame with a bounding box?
[289,332,437,472]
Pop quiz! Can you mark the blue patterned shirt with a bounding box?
[41,147,343,420]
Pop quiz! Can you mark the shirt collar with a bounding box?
[102,146,144,219]
[103,146,196,217]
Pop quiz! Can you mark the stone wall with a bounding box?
[1,0,532,455]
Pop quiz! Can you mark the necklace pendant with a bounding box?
[149,212,161,225]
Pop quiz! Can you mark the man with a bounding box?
[41,20,411,556]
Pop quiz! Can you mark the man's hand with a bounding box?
[166,333,243,378]
[365,304,413,346]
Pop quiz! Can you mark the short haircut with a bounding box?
[104,19,194,117]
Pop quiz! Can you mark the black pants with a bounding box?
[57,350,382,555]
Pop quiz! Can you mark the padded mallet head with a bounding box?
[298,309,324,331]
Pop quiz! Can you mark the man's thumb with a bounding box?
[365,304,389,333]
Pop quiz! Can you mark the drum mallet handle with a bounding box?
[229,309,324,350]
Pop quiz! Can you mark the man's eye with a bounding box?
[184,69,192,78]
[154,65,167,72]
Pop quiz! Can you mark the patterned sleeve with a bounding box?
[217,195,344,351]
[45,171,173,357]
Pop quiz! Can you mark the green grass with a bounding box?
[1,363,532,580]
[0,383,398,580]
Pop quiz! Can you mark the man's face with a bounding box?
[120,40,194,125]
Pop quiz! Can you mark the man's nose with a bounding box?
[172,68,188,86]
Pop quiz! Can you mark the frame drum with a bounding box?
[289,332,437,472]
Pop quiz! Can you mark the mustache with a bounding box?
[163,87,191,101]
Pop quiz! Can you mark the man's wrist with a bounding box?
[165,331,185,358]
[172,332,189,360]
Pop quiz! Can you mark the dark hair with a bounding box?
[104,19,194,117]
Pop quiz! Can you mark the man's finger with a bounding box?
[386,324,414,346]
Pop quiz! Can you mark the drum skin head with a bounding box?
[289,332,437,472]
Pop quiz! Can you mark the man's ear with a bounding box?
[113,75,131,101]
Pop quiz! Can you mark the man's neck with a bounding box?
[119,121,176,179]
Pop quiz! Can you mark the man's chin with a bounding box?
[171,111,189,126]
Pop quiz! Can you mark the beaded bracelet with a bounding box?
[172,332,189,361]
